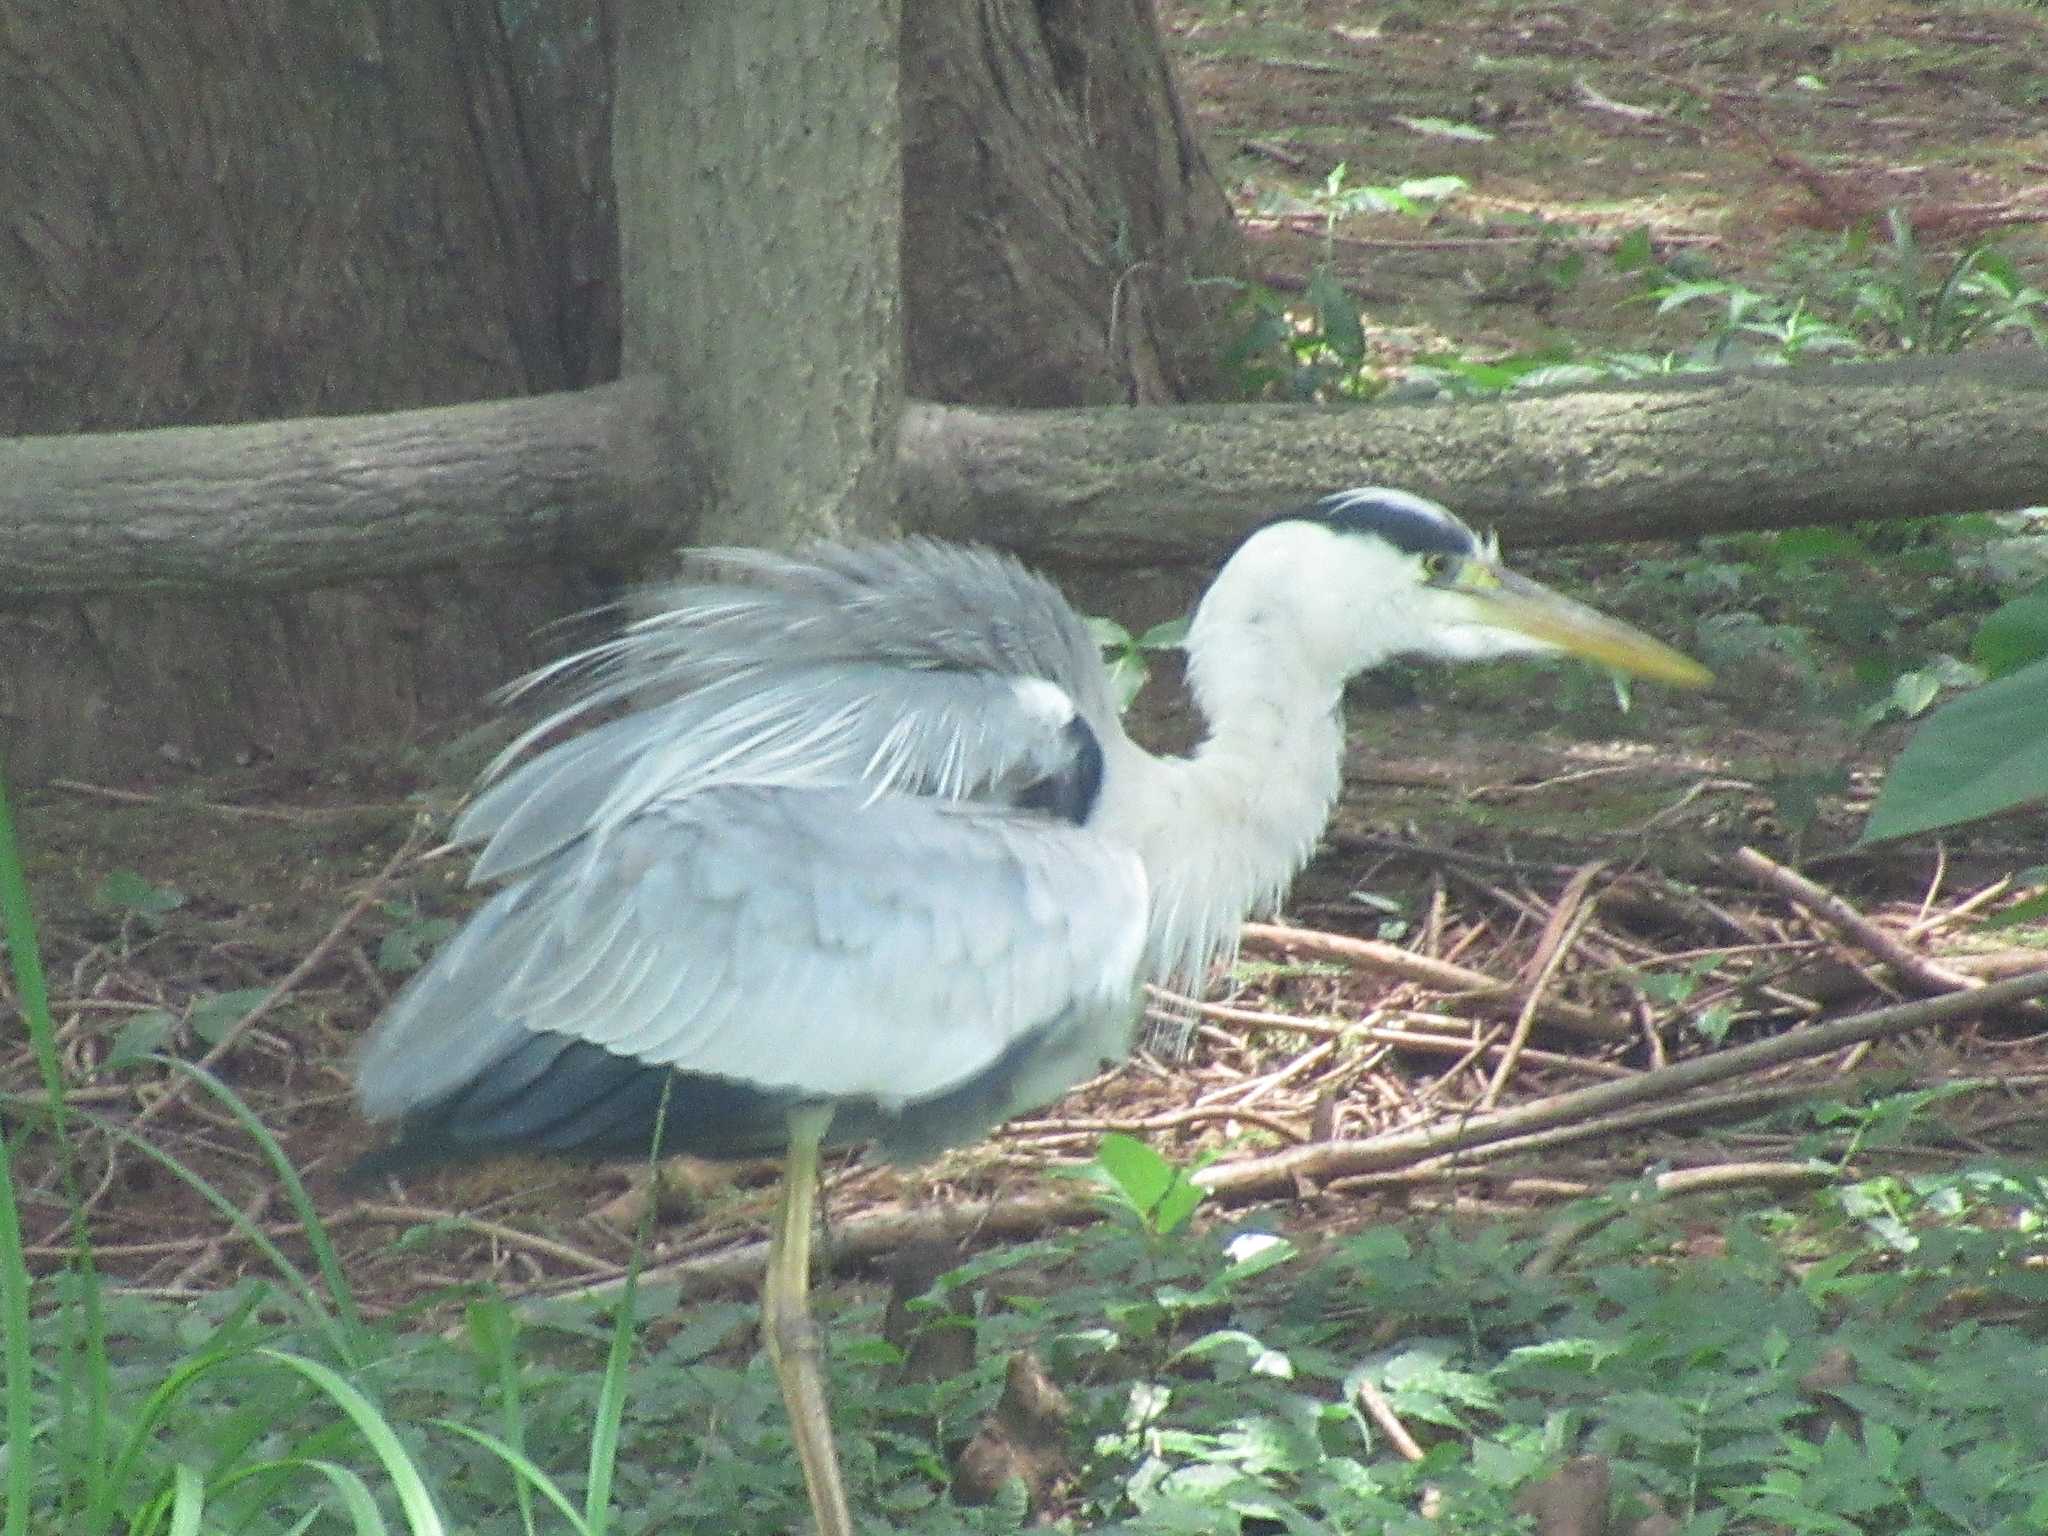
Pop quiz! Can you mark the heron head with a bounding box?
[1215,487,1711,689]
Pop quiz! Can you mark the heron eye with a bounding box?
[1421,552,1455,582]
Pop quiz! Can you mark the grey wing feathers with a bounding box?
[358,785,1149,1121]
[458,540,1118,884]
[520,540,1116,724]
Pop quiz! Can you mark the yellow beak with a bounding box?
[1459,566,1713,688]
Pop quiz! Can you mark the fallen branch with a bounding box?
[553,1188,1106,1303]
[352,1201,620,1276]
[1730,845,1980,995]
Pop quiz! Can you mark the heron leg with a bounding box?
[765,1103,853,1536]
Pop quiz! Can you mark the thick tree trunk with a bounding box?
[903,0,1240,406]
[1,0,1236,778]
[0,0,616,779]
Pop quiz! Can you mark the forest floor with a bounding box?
[7,0,2048,1398]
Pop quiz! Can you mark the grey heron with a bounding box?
[352,487,1708,1535]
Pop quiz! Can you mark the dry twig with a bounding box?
[1355,1377,1427,1462]
[1244,921,1629,1040]
[1197,966,2048,1203]
[1483,862,1605,1108]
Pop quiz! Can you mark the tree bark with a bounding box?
[903,0,1240,407]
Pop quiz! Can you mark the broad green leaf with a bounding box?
[1971,583,2048,680]
[1091,1132,1205,1234]
[93,869,186,919]
[1611,226,1655,273]
[1860,656,2048,844]
[1137,616,1190,650]
[1085,614,1133,648]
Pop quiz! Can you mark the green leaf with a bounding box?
[1770,527,1868,563]
[1971,583,2048,680]
[1611,226,1655,273]
[106,1009,178,1070]
[1653,279,1735,315]
[1090,1132,1206,1235]
[1137,616,1190,650]
[93,870,186,920]
[1861,657,2048,844]
[188,988,272,1047]
[377,917,456,973]
[1085,615,1133,649]
[1396,175,1467,202]
[1306,267,1364,363]
[1984,887,2048,930]
[1693,1002,1737,1043]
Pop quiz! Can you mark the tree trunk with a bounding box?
[0,0,1236,779]
[613,0,901,547]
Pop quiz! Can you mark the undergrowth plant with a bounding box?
[1225,202,2046,401]
[1223,164,1466,401]
[11,760,2048,1533]
[1861,575,2048,846]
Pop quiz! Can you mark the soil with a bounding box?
[7,0,2048,1315]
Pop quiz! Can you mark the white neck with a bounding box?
[1098,547,1361,989]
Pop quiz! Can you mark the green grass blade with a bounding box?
[163,1463,204,1536]
[0,753,112,1533]
[0,1128,34,1536]
[584,1078,676,1536]
[79,1105,339,1350]
[427,1421,591,1536]
[584,1281,634,1536]
[0,759,61,1133]
[146,1057,367,1354]
[285,1460,388,1535]
[213,1458,391,1536]
[254,1350,445,1536]
[466,1299,537,1536]
[102,1349,241,1520]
